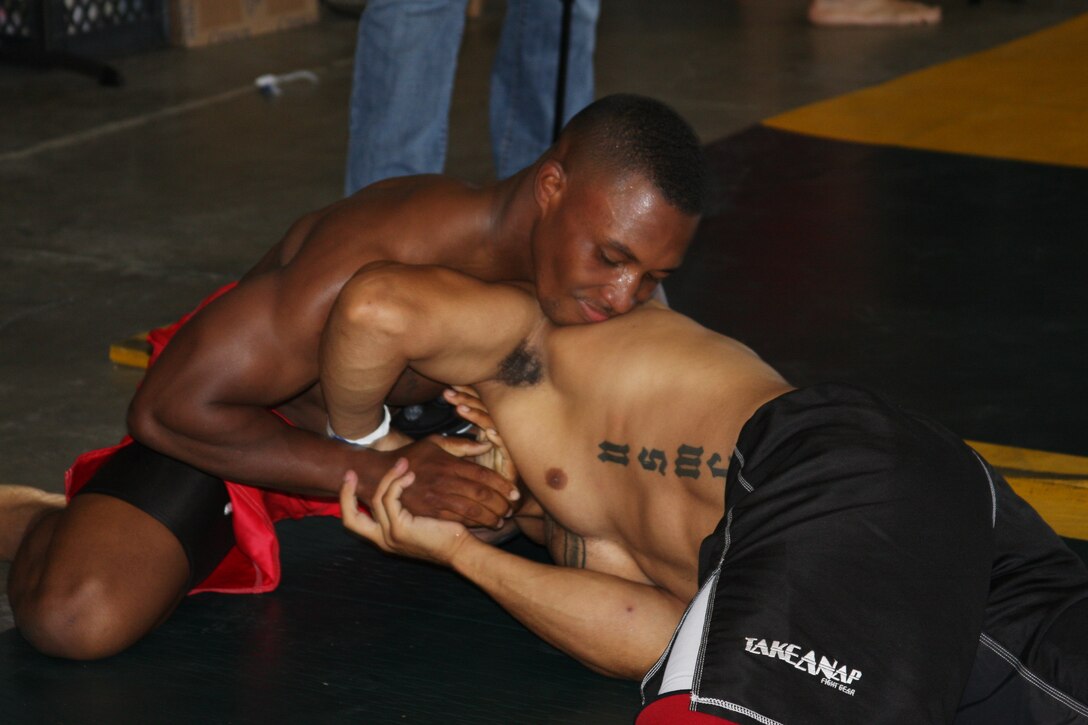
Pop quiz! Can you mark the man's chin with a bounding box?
[538,297,581,326]
[539,294,610,326]
[576,298,611,324]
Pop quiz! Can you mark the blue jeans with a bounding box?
[344,0,599,195]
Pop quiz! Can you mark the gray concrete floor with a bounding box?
[1,0,1084,631]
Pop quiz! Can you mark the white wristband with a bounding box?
[326,405,392,448]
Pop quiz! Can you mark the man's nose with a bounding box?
[603,275,640,315]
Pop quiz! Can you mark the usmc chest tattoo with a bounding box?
[596,440,729,482]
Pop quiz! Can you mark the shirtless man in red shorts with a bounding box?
[0,94,705,661]
[328,264,1088,724]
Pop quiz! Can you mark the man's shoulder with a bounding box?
[349,173,479,209]
[338,176,494,254]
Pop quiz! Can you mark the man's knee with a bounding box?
[11,569,142,660]
[8,511,189,661]
[7,548,184,661]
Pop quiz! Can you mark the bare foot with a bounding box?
[809,0,941,26]
[0,485,65,561]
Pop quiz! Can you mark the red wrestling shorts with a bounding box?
[65,283,341,595]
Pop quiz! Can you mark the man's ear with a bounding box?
[534,158,565,213]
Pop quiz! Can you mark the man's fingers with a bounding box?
[380,468,416,525]
[401,473,512,529]
[444,391,485,413]
[339,471,381,542]
[480,426,507,451]
[447,385,482,401]
[396,439,518,527]
[339,470,360,520]
[369,457,410,535]
[456,404,497,435]
[428,434,492,458]
[453,476,518,526]
[444,452,520,502]
[445,388,494,421]
[444,388,501,451]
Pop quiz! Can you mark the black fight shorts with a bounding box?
[75,441,236,589]
[641,383,1088,724]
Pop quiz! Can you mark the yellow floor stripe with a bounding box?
[765,14,1088,169]
[969,440,1088,477]
[968,440,1088,541]
[108,332,152,369]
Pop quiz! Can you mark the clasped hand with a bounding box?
[341,458,472,566]
[341,386,519,562]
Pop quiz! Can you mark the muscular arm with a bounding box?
[452,535,685,678]
[128,257,517,526]
[320,263,542,439]
[128,269,392,498]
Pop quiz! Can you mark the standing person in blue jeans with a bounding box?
[345,0,600,195]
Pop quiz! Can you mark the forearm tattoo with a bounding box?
[544,514,587,569]
[597,440,729,481]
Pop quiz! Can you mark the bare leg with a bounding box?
[809,0,941,26]
[0,485,65,560]
[7,493,190,660]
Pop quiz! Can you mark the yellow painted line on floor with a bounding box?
[969,440,1088,477]
[968,440,1088,541]
[109,332,152,369]
[765,14,1088,169]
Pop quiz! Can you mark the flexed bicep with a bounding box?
[321,263,542,438]
[130,273,319,454]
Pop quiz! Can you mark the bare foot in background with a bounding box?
[809,0,941,26]
[0,485,64,560]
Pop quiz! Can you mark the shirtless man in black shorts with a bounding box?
[0,94,705,661]
[327,264,1088,724]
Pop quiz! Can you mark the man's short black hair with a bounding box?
[560,94,706,217]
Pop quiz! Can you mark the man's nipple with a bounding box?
[545,467,568,490]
